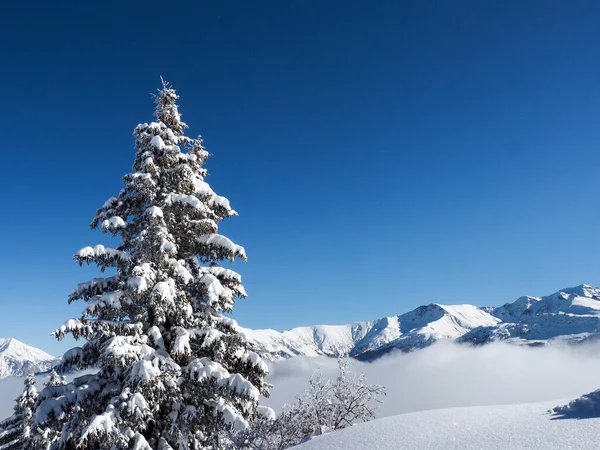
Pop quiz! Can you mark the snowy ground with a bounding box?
[293,400,600,450]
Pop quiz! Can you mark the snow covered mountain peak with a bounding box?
[558,284,600,299]
[243,301,501,360]
[0,338,58,379]
[563,283,600,302]
[245,284,600,361]
[491,284,600,322]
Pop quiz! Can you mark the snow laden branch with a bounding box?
[74,245,131,271]
[27,80,269,449]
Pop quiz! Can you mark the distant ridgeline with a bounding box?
[5,284,600,372]
[241,284,600,361]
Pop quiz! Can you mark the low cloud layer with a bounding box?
[264,342,600,418]
[2,342,600,421]
[0,376,31,420]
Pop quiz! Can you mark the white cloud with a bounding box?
[264,342,600,418]
[0,376,26,419]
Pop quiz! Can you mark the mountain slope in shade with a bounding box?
[243,284,600,360]
[0,338,58,379]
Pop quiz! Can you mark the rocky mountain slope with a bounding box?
[242,284,600,360]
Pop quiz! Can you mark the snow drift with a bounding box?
[263,341,600,418]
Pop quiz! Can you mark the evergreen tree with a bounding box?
[0,374,38,450]
[45,371,67,388]
[29,371,68,450]
[38,80,269,449]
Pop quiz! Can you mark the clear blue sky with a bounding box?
[2,0,600,355]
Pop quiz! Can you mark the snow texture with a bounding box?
[292,401,600,450]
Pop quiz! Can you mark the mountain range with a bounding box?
[241,284,600,360]
[4,284,600,375]
[0,338,58,379]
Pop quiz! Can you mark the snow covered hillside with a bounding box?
[244,284,600,360]
[0,338,58,379]
[292,400,600,450]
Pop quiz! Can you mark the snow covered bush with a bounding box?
[33,80,269,449]
[325,358,386,429]
[235,359,385,449]
[0,374,37,449]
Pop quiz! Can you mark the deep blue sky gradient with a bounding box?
[2,0,600,354]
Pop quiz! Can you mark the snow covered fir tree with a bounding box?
[28,371,68,449]
[32,80,270,449]
[0,375,38,449]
